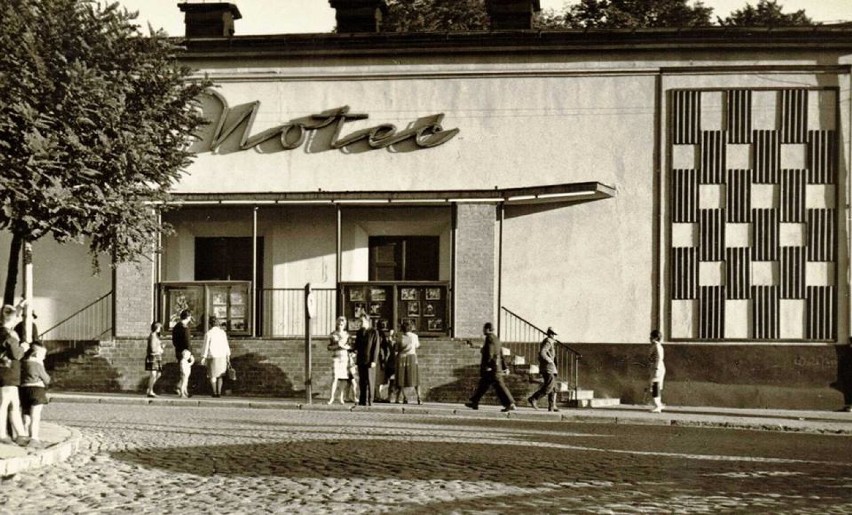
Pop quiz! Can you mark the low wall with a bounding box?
[44,339,852,409]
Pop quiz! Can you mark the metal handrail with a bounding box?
[500,306,582,400]
[40,291,113,342]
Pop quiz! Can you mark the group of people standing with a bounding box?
[0,301,51,447]
[328,314,422,406]
[145,309,233,398]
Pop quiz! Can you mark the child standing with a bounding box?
[649,329,666,413]
[20,342,50,443]
[178,349,194,398]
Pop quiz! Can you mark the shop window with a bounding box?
[369,236,438,281]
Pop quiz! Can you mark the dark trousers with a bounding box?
[358,365,376,406]
[469,371,514,408]
[530,371,557,404]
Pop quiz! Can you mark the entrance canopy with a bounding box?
[165,182,616,206]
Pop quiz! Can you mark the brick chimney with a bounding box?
[328,0,388,33]
[485,0,541,30]
[178,2,242,38]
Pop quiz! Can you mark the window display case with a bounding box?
[340,282,449,336]
[160,281,252,336]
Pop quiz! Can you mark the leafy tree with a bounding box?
[384,0,489,32]
[0,0,208,313]
[558,0,714,29]
[722,0,812,27]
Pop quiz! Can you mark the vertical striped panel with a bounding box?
[752,209,778,261]
[672,247,698,300]
[807,208,836,262]
[779,246,805,299]
[805,286,835,340]
[779,169,805,223]
[699,209,725,261]
[753,130,780,183]
[726,169,751,222]
[780,89,807,143]
[672,168,698,223]
[699,286,725,340]
[752,285,779,340]
[807,130,836,184]
[700,131,726,183]
[725,247,751,300]
[672,90,700,144]
[726,90,752,144]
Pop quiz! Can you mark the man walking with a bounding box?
[354,314,380,406]
[527,326,560,412]
[465,322,516,412]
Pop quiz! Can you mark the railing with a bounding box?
[259,288,336,337]
[40,291,113,343]
[500,306,582,396]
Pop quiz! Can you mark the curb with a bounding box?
[0,424,81,478]
[47,394,852,435]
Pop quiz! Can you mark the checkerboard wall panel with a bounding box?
[752,285,779,339]
[669,87,838,342]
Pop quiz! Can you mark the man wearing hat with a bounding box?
[527,326,560,412]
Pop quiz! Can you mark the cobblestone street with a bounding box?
[1,401,850,514]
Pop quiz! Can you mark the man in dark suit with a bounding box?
[465,322,516,412]
[354,314,380,406]
[171,309,193,395]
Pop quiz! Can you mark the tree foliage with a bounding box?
[556,0,713,28]
[384,0,489,32]
[0,0,209,277]
[722,0,812,27]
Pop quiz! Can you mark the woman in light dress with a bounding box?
[394,321,421,404]
[201,316,231,398]
[328,316,354,404]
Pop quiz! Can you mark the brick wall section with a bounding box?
[46,338,850,409]
[454,203,497,338]
[113,258,154,339]
[47,337,526,405]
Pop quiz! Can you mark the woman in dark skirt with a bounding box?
[394,321,421,404]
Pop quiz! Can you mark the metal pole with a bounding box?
[252,207,258,337]
[336,205,342,317]
[497,202,504,338]
[305,282,313,404]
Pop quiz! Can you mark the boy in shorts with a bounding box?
[20,342,50,443]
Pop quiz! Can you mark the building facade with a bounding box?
[5,1,852,408]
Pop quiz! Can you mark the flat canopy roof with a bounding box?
[168,181,616,206]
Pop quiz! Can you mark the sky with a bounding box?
[117,1,852,36]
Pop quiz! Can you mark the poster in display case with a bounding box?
[340,282,449,336]
[164,286,204,332]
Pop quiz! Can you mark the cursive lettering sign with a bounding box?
[203,90,459,153]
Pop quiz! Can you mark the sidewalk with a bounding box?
[49,391,852,434]
[3,392,849,478]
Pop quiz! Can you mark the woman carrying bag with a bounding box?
[201,316,232,398]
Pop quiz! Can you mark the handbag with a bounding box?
[227,366,237,381]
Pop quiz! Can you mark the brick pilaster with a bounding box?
[454,203,497,338]
[113,258,155,338]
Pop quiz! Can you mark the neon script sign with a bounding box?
[203,90,459,152]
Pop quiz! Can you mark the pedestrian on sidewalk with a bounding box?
[20,342,50,444]
[649,329,666,413]
[0,302,28,445]
[327,316,353,405]
[354,314,380,406]
[527,327,560,412]
[171,309,192,396]
[145,322,164,398]
[394,321,421,405]
[201,317,231,398]
[374,320,396,403]
[177,349,194,398]
[465,322,516,412]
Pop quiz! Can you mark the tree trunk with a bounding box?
[3,232,23,305]
[22,239,33,343]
